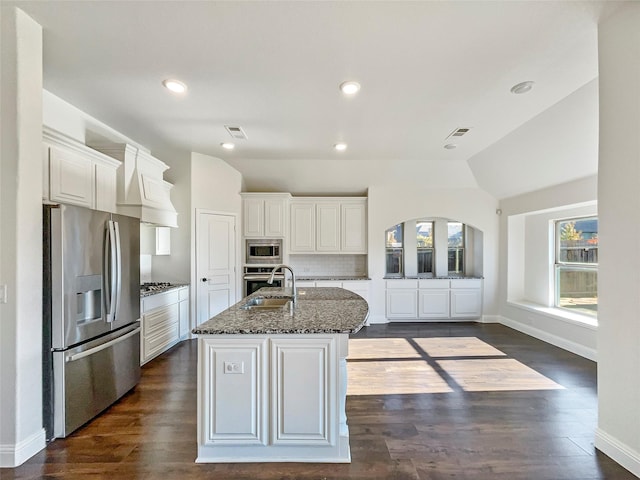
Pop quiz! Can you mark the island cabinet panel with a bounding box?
[271,337,336,446]
[200,338,268,446]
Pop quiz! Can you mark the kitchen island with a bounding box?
[192,287,368,463]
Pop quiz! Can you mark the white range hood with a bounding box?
[90,143,178,227]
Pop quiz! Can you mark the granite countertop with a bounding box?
[192,287,369,336]
[297,275,371,281]
[383,276,484,280]
[140,282,189,298]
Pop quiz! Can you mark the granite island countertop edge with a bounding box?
[192,287,368,336]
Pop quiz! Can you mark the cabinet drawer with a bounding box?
[386,280,418,289]
[143,322,180,361]
[450,279,482,289]
[418,279,450,289]
[143,303,179,336]
[142,290,180,312]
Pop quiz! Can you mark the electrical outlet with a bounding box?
[223,361,244,374]
[0,285,6,304]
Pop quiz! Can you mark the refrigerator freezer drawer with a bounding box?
[53,326,141,438]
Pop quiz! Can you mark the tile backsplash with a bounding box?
[288,254,367,277]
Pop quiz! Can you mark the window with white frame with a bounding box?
[555,217,598,316]
[385,224,403,276]
[448,222,464,276]
[416,221,434,276]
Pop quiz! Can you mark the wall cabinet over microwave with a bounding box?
[289,198,367,254]
[241,193,291,238]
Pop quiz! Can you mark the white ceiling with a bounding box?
[6,1,625,197]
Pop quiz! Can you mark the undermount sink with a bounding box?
[240,297,291,310]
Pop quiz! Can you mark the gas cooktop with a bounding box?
[140,282,181,295]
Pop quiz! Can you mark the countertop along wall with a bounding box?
[366,184,500,324]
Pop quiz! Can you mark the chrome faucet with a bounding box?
[268,264,296,304]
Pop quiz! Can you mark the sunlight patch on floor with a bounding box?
[436,358,565,392]
[347,361,453,395]
[347,336,565,395]
[412,337,507,358]
[348,338,422,360]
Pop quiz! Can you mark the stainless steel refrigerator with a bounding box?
[43,204,141,440]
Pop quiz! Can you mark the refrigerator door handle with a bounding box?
[113,220,122,322]
[66,327,140,362]
[104,220,118,323]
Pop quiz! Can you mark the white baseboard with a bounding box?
[595,428,640,478]
[0,428,46,468]
[481,314,501,323]
[499,315,597,361]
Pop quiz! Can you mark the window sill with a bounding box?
[506,300,598,330]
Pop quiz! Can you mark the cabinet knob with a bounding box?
[201,278,208,282]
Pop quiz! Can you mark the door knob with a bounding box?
[201,278,208,282]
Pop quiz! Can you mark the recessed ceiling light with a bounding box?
[162,79,187,94]
[510,81,535,95]
[444,144,458,150]
[221,142,235,150]
[334,143,348,151]
[339,81,361,95]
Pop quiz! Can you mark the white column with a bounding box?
[0,7,45,467]
[595,3,640,477]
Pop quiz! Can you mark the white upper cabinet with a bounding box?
[241,193,290,238]
[316,203,340,252]
[289,201,316,252]
[289,197,367,254]
[43,127,120,213]
[341,202,367,253]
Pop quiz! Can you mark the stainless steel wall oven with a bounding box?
[244,266,284,296]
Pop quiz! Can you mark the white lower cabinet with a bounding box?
[450,280,483,318]
[141,286,189,365]
[386,279,482,321]
[197,334,349,463]
[385,280,418,319]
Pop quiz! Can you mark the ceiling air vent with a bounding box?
[225,125,248,140]
[445,127,471,140]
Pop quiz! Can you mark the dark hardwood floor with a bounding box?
[3,323,637,479]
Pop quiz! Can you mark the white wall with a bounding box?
[468,79,599,199]
[0,7,45,467]
[189,152,244,332]
[367,185,499,324]
[498,176,598,360]
[147,149,191,283]
[595,4,640,476]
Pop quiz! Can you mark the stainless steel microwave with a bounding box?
[246,239,283,264]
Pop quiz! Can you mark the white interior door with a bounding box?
[197,212,237,326]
